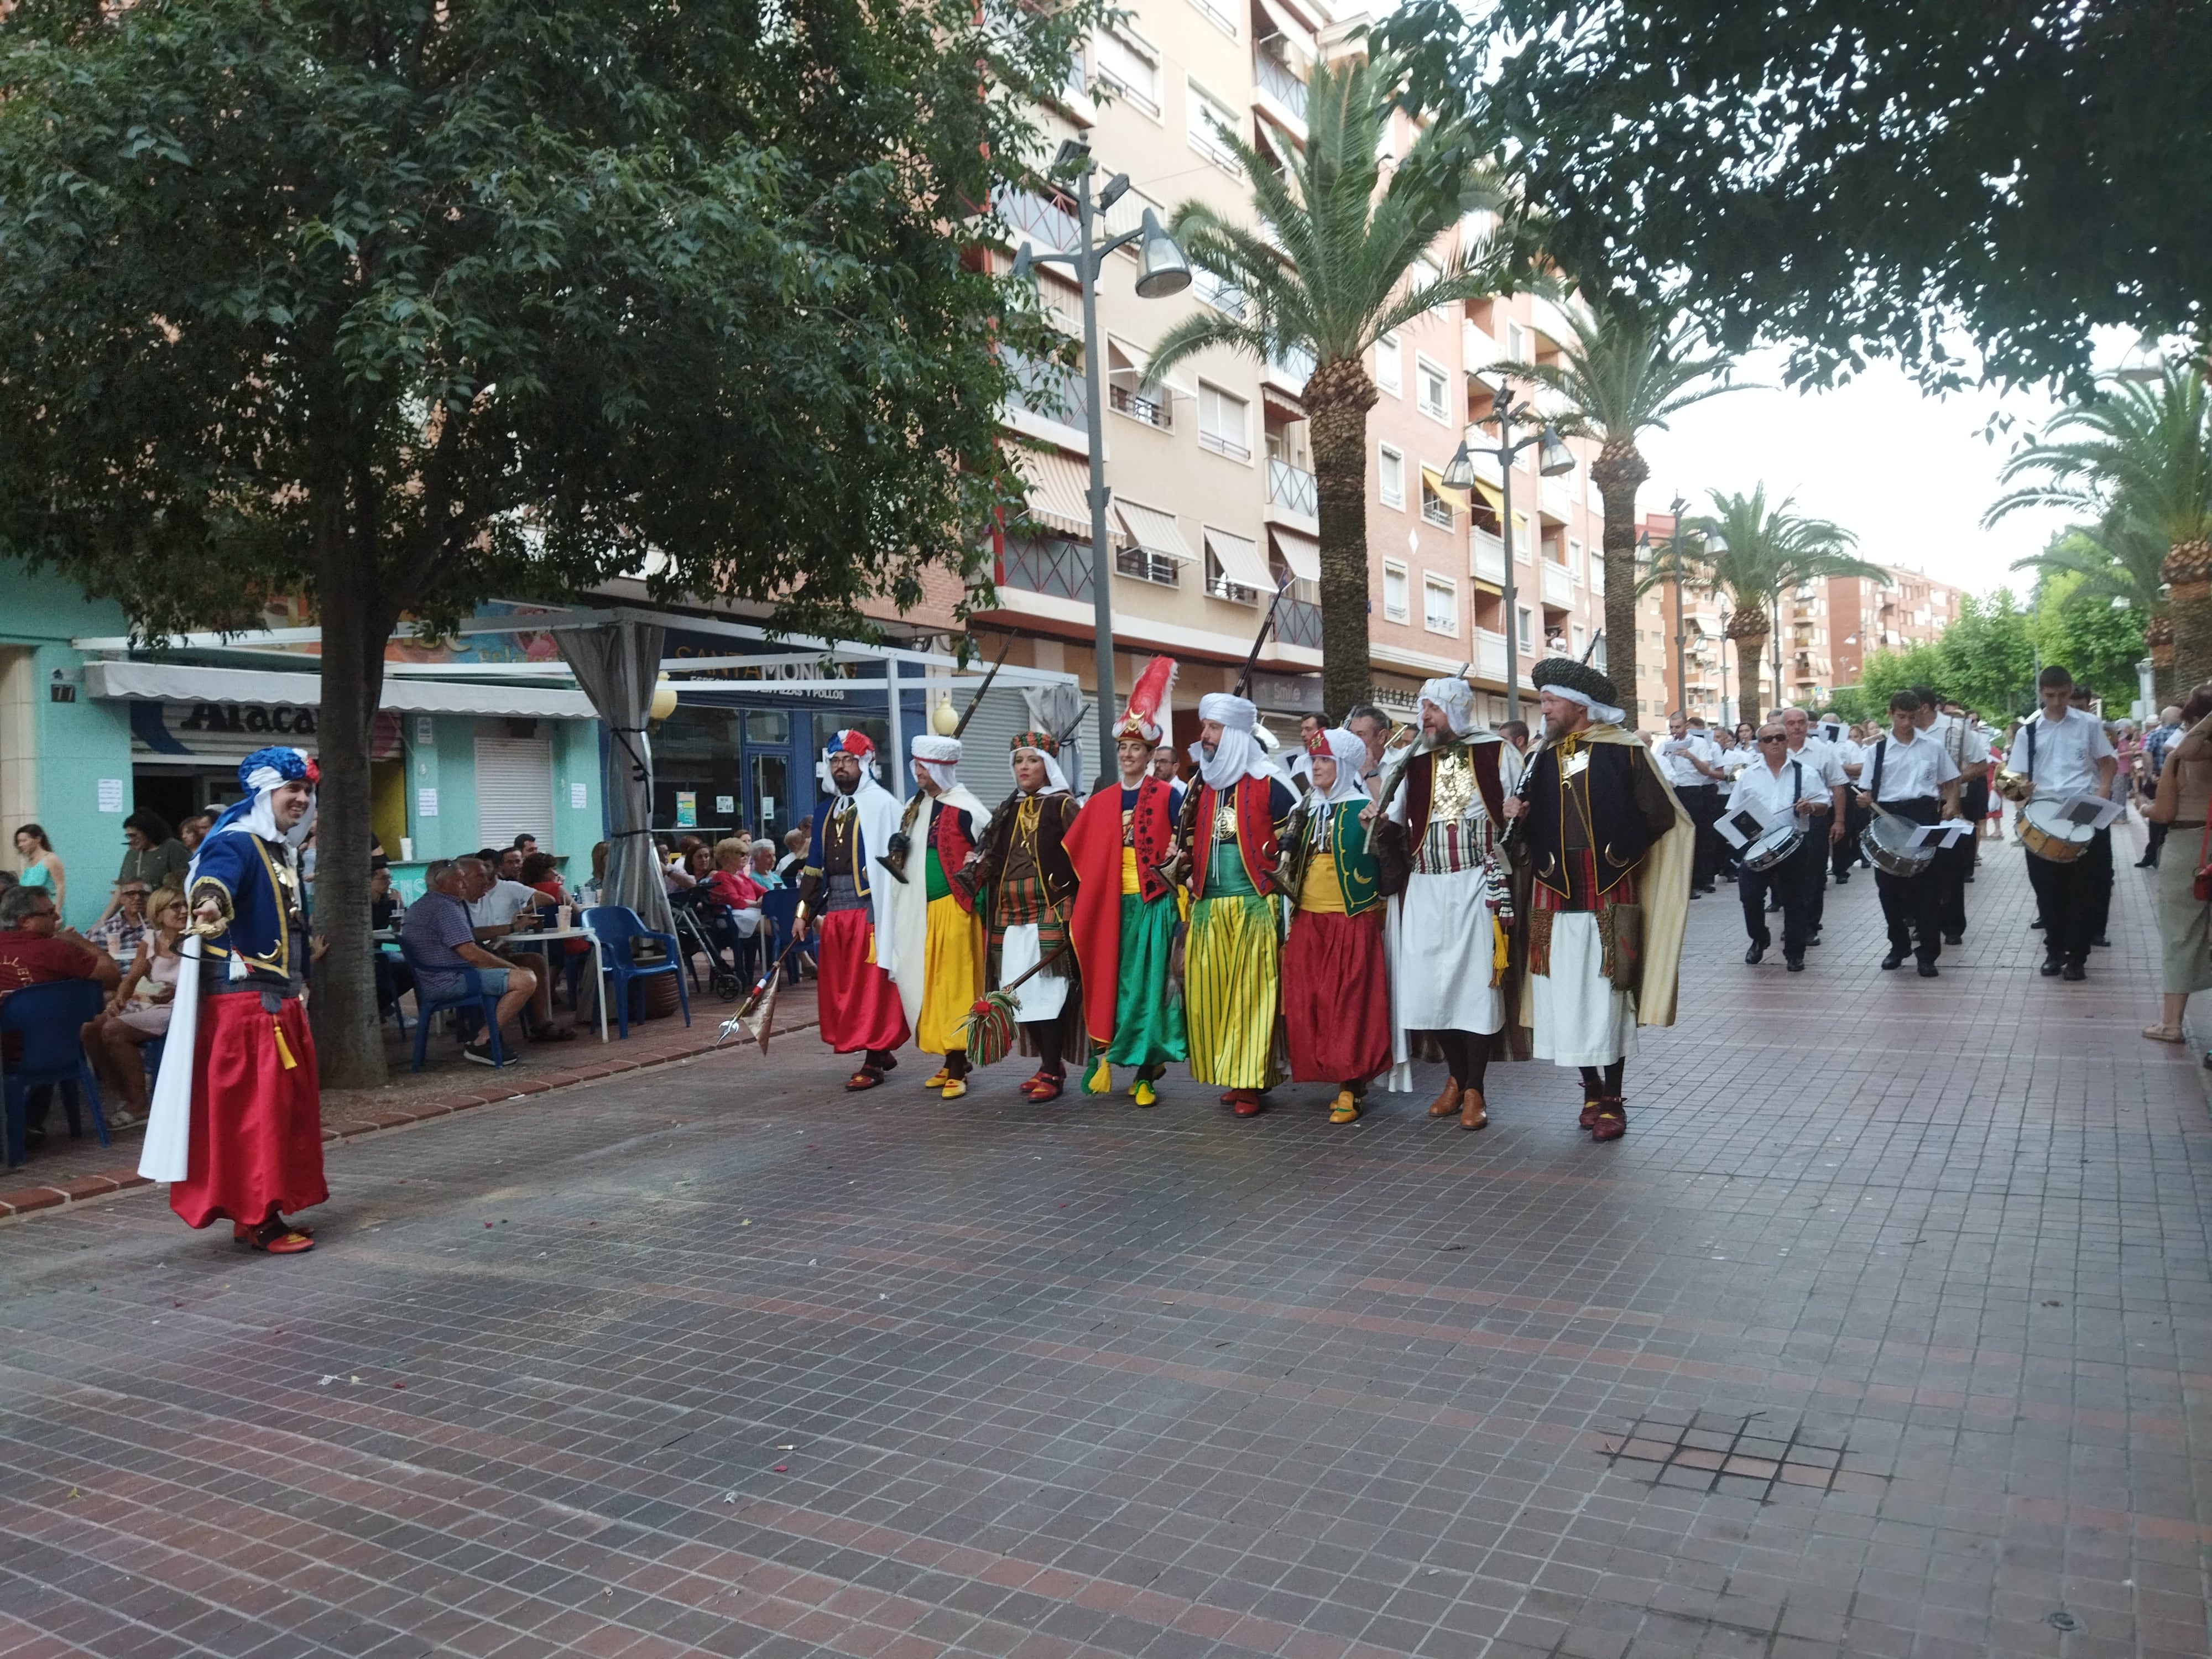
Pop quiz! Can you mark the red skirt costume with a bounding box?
[171,993,327,1229]
[815,907,909,1055]
[1283,910,1392,1083]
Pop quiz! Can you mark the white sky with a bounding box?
[1635,349,2068,599]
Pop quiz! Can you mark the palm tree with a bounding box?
[1675,485,1885,725]
[1987,358,2212,686]
[1490,290,1743,700]
[1144,53,1520,719]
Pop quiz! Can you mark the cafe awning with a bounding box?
[84,659,599,720]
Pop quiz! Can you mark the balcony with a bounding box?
[1199,428,1252,462]
[1115,547,1181,587]
[1541,561,1573,607]
[1264,341,1315,395]
[1277,596,1322,649]
[1109,383,1172,430]
[1003,349,1087,430]
[1000,534,1093,603]
[1265,458,1316,518]
[995,188,1078,254]
[1254,51,1308,122]
[1463,320,1503,381]
[1474,627,1508,682]
[1541,476,1572,520]
[1473,529,1505,583]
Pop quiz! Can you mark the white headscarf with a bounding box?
[911,733,964,796]
[1011,740,1071,797]
[1542,682,1627,726]
[1191,692,1280,791]
[1417,677,1478,738]
[1303,727,1369,813]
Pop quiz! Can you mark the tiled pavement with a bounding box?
[2,824,2209,1658]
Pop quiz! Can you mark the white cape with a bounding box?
[891,787,990,1029]
[137,935,202,1183]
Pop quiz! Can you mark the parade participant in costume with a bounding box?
[963,731,1083,1100]
[2010,665,2118,980]
[138,747,325,1254]
[1065,658,1187,1106]
[889,734,989,1099]
[1368,676,1521,1130]
[1283,727,1391,1123]
[1857,691,1963,977]
[795,731,907,1089]
[1727,721,1825,969]
[1182,693,1300,1118]
[1503,660,1691,1142]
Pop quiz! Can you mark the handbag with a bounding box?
[2194,817,2212,903]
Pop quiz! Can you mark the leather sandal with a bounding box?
[238,1218,314,1254]
[1427,1078,1463,1119]
[2142,1023,2186,1044]
[1590,1100,1626,1142]
[1024,1072,1064,1102]
[1458,1088,1487,1131]
[1578,1101,1602,1129]
[1328,1089,1360,1125]
[844,1069,884,1092]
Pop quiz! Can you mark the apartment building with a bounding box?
[1829,567,1968,686]
[1636,512,1735,732]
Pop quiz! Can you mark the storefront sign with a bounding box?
[675,791,697,828]
[131,701,402,761]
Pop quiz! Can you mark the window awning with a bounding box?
[1204,527,1275,591]
[1421,465,1470,509]
[1270,526,1321,584]
[84,659,599,720]
[1015,448,1103,542]
[1114,499,1195,562]
[1465,473,1530,534]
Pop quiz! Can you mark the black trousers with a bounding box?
[1802,811,1833,927]
[1682,787,1721,890]
[1934,831,1974,938]
[1833,798,1870,878]
[1874,797,1944,964]
[1962,779,1990,865]
[2025,826,2111,966]
[2145,820,2168,866]
[1739,839,1814,957]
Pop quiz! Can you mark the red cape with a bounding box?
[1063,775,1175,1048]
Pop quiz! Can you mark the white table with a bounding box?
[374,925,611,1044]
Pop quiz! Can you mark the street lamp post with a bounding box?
[1443,383,1572,723]
[1011,141,1191,773]
[1665,493,1689,719]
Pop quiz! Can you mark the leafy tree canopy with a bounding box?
[1834,585,2136,725]
[1380,0,2212,393]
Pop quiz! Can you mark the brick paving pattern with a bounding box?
[1,826,2208,1658]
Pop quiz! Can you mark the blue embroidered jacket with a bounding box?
[189,831,306,986]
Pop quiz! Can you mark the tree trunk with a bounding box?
[310,508,396,1091]
[2146,612,2176,707]
[1730,627,1769,727]
[1305,356,1380,723]
[1588,437,1647,718]
[2163,542,2212,695]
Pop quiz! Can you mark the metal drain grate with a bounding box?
[1596,1410,1851,1501]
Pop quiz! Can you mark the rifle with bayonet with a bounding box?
[1156,578,1293,889]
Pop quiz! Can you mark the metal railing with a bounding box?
[1115,547,1181,587]
[1266,458,1316,516]
[1000,535,1093,602]
[1003,349,1087,427]
[994,189,1078,254]
[1277,597,1322,648]
[1109,383,1172,430]
[1199,429,1253,462]
[1267,341,1316,390]
[1420,492,1453,529]
[1254,51,1308,119]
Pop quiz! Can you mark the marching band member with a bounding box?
[796,731,908,1091]
[888,734,989,1099]
[1063,659,1187,1106]
[1777,708,1849,941]
[1182,694,1299,1118]
[1818,711,1868,883]
[1912,686,1989,944]
[962,731,1083,1100]
[2011,666,2118,980]
[1501,660,1691,1142]
[1368,676,1520,1130]
[1726,721,1825,969]
[1856,691,1962,977]
[1659,711,1726,896]
[1282,728,1392,1124]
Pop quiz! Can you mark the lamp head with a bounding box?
[1098,172,1130,211]
[1133,209,1191,299]
[649,673,679,723]
[1010,242,1035,283]
[1439,441,1475,492]
[1536,426,1574,477]
[1703,528,1728,555]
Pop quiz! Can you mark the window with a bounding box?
[1197,382,1250,461]
[1383,561,1410,622]
[1374,332,1401,396]
[1106,339,1171,429]
[1590,555,1606,594]
[1191,260,1246,319]
[1186,79,1242,174]
[1094,27,1160,117]
[1420,473,1453,529]
[1571,623,1585,657]
[1569,538,1584,583]
[1514,517,1529,562]
[1516,607,1533,656]
[1416,358,1449,421]
[1505,320,1529,362]
[1423,575,1457,635]
[1378,444,1404,508]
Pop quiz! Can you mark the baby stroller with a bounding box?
[669,886,749,1000]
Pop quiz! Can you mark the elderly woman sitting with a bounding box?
[83,886,190,1126]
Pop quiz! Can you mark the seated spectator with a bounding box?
[0,881,119,1150]
[522,852,589,962]
[577,840,609,908]
[401,858,536,1067]
[663,835,703,893]
[774,828,807,884]
[469,854,573,1038]
[705,838,765,938]
[88,879,153,964]
[512,833,540,861]
[469,859,544,933]
[749,843,785,890]
[369,865,404,931]
[84,885,189,1126]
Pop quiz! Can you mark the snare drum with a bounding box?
[2018,796,2095,863]
[1860,811,1937,878]
[1742,821,1804,873]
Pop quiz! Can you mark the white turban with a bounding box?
[1011,740,1071,797]
[1543,682,1626,727]
[1191,693,1279,792]
[1303,727,1370,812]
[1418,677,1479,738]
[911,733,963,795]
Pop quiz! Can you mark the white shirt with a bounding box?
[1658,730,1720,789]
[1859,729,1961,805]
[469,878,542,928]
[1783,734,1846,793]
[1727,754,1820,827]
[1927,712,1991,771]
[2009,708,2116,797]
[1829,734,1866,778]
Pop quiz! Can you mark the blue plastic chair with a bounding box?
[758,886,804,985]
[396,935,509,1072]
[1,979,111,1168]
[581,905,691,1038]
